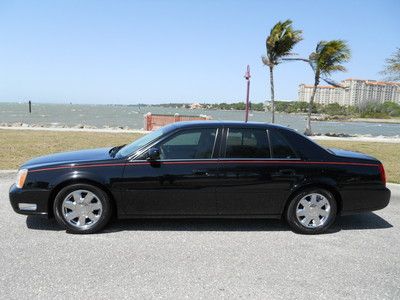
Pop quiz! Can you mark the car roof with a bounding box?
[166,120,290,130]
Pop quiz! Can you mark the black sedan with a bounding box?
[9,121,390,234]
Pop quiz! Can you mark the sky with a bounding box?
[0,0,399,104]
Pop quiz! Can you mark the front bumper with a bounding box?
[9,184,50,218]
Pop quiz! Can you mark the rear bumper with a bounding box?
[9,184,50,218]
[340,186,391,215]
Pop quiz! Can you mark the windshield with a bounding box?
[117,128,165,158]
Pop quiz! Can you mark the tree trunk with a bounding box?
[269,66,275,123]
[305,72,320,135]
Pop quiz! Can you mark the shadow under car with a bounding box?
[26,212,393,234]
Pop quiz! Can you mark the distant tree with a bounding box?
[262,20,302,123]
[380,48,400,81]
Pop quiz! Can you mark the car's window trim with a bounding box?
[132,158,221,162]
[131,157,303,163]
[222,127,228,158]
[211,127,220,159]
[129,127,221,161]
[128,125,302,162]
[266,129,273,157]
[218,157,302,161]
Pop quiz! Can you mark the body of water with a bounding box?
[1,102,400,137]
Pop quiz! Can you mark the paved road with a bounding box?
[0,172,399,299]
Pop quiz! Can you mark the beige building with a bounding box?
[298,79,400,106]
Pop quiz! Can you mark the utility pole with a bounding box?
[244,65,251,122]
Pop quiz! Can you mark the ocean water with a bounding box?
[1,102,399,137]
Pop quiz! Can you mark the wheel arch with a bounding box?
[48,178,118,219]
[282,182,343,217]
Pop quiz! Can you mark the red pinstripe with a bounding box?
[29,159,379,173]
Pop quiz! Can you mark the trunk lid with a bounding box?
[328,148,379,162]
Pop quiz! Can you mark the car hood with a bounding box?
[21,147,114,169]
[328,148,378,162]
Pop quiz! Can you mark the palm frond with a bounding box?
[322,77,347,88]
[310,40,351,76]
[265,19,303,66]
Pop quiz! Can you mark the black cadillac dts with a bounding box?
[9,121,390,234]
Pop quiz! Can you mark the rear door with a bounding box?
[216,127,299,216]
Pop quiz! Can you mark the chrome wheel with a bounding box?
[295,193,331,228]
[61,189,103,230]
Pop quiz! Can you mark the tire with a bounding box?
[53,183,112,234]
[286,188,337,234]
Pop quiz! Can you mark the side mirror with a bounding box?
[147,148,160,161]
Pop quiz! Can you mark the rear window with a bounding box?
[269,130,297,159]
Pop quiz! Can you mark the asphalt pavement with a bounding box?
[0,172,399,299]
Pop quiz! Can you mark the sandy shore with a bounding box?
[348,118,400,124]
[1,125,400,143]
[312,116,400,124]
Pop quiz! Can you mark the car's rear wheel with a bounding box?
[53,183,112,234]
[286,188,337,234]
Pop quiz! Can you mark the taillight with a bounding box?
[378,164,386,185]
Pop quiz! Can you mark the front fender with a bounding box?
[25,164,126,217]
[50,170,110,189]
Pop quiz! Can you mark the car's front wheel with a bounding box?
[286,188,337,234]
[53,183,112,234]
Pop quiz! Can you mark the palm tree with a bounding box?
[283,40,350,134]
[303,40,351,135]
[262,20,302,123]
[380,48,400,81]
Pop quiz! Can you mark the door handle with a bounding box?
[278,169,295,175]
[192,169,209,176]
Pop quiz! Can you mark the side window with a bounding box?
[225,128,270,158]
[164,131,201,146]
[269,130,297,159]
[158,128,217,159]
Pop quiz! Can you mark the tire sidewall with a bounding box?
[53,183,112,234]
[286,188,337,234]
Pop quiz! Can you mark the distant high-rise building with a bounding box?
[298,79,400,106]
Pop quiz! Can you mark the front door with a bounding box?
[121,127,220,216]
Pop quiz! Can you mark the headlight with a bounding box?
[16,169,28,188]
